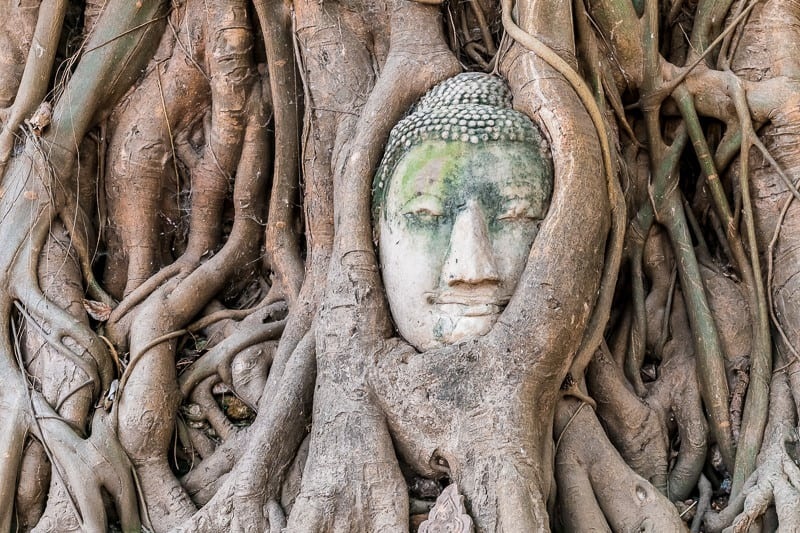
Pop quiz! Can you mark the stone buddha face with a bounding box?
[374,73,552,351]
[377,136,551,351]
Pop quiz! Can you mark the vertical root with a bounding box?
[254,0,304,306]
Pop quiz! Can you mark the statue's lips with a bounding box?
[425,292,511,317]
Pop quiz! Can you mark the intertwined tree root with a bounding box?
[3,0,800,531]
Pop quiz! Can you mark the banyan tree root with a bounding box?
[587,224,753,503]
[726,424,800,533]
[704,370,800,532]
[554,396,687,531]
[8,0,800,530]
[587,341,708,501]
[114,79,269,529]
[0,2,166,530]
[104,0,253,303]
[16,222,95,531]
[0,0,40,107]
[103,1,209,298]
[282,1,463,530]
[288,0,611,531]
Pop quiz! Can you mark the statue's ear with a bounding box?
[371,189,383,246]
[372,219,381,247]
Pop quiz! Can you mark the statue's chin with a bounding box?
[437,314,497,345]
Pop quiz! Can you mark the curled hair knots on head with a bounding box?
[372,72,549,219]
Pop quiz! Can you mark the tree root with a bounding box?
[0,0,67,176]
[705,369,800,532]
[178,313,286,403]
[0,0,40,107]
[173,328,316,531]
[555,396,687,531]
[103,1,208,298]
[710,423,800,533]
[255,0,304,307]
[113,77,269,529]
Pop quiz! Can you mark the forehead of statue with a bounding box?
[385,140,545,208]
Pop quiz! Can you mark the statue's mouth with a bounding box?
[425,291,512,316]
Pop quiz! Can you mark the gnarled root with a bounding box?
[115,77,269,529]
[17,222,98,531]
[705,370,800,533]
[554,396,687,531]
[103,1,209,297]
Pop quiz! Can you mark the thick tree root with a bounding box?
[16,222,98,531]
[103,2,208,297]
[114,81,269,530]
[705,423,800,533]
[554,397,687,531]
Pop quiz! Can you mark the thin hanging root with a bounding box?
[57,203,116,307]
[468,0,496,55]
[718,4,751,70]
[767,196,800,362]
[728,81,772,495]
[627,237,647,396]
[572,0,639,146]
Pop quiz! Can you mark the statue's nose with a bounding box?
[441,199,500,286]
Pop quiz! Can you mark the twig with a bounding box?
[82,14,170,54]
[655,2,759,101]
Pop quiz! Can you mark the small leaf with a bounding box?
[83,299,112,321]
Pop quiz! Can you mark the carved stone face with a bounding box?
[379,139,552,351]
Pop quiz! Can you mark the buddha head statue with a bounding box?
[373,73,553,351]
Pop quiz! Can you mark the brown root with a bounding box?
[555,397,687,531]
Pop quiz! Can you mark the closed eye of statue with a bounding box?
[402,195,444,222]
[497,198,537,221]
